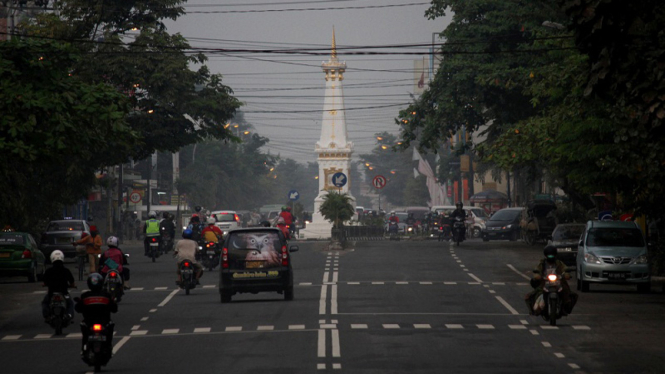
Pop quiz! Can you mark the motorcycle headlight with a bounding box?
[632,255,648,265]
[584,252,602,264]
[505,224,513,229]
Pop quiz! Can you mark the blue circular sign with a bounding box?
[332,172,347,188]
[288,190,300,201]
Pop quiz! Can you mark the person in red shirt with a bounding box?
[201,217,224,243]
[276,217,291,240]
[279,206,293,226]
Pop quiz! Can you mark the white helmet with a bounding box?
[149,211,157,218]
[107,236,119,247]
[50,250,65,263]
[207,217,216,225]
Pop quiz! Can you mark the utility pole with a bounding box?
[116,164,123,241]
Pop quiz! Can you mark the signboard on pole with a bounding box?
[372,175,387,189]
[332,172,347,188]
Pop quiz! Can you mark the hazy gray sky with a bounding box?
[166,0,452,163]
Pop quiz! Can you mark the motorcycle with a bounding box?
[388,221,400,241]
[160,230,174,254]
[47,292,72,335]
[81,321,114,372]
[104,269,124,303]
[452,216,465,246]
[201,241,220,271]
[179,259,196,295]
[147,236,160,262]
[541,268,565,326]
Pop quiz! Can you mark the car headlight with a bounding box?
[632,255,648,264]
[505,224,513,229]
[584,252,602,264]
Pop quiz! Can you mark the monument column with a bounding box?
[301,28,355,239]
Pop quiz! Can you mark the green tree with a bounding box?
[404,176,431,206]
[0,39,137,230]
[319,192,354,229]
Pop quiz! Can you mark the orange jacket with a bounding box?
[90,234,103,255]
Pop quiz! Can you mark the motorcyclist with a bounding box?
[279,206,294,233]
[98,236,130,290]
[41,250,75,322]
[143,211,161,256]
[187,215,204,242]
[160,212,176,251]
[526,245,576,315]
[74,273,117,355]
[201,217,223,243]
[388,211,399,224]
[388,211,399,233]
[174,229,203,286]
[276,216,291,240]
[449,202,468,240]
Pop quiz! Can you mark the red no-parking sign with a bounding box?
[372,175,387,189]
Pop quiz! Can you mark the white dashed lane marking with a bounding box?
[0,324,592,342]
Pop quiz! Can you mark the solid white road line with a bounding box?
[331,285,338,315]
[319,285,328,315]
[331,329,341,357]
[332,271,339,283]
[323,271,330,284]
[495,296,520,315]
[158,289,179,307]
[318,329,326,358]
[507,264,531,280]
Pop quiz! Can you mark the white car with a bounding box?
[210,210,240,235]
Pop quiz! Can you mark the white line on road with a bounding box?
[158,289,179,307]
[318,329,326,358]
[467,273,484,283]
[323,271,329,284]
[194,328,211,333]
[507,264,531,280]
[554,353,565,358]
[112,336,130,355]
[331,329,341,357]
[331,285,338,315]
[495,296,520,315]
[542,342,552,347]
[319,285,328,315]
[332,271,338,283]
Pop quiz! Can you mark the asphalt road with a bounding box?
[1,237,664,373]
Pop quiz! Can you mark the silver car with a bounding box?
[576,220,650,293]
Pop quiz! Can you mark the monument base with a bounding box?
[299,214,333,239]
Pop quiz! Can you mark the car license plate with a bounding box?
[88,335,106,342]
[57,237,72,244]
[488,233,496,236]
[245,261,264,269]
[207,250,216,255]
[0,253,10,258]
[149,243,159,246]
[607,272,627,280]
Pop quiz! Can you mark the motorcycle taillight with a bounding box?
[92,324,103,332]
[183,261,190,267]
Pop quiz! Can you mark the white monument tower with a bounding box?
[301,28,355,239]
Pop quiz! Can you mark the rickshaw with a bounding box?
[521,200,557,246]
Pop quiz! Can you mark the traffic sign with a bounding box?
[372,175,387,189]
[129,191,142,204]
[332,172,347,188]
[288,190,300,201]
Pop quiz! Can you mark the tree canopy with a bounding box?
[397,0,665,216]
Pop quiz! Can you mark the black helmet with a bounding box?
[544,245,557,262]
[456,202,463,208]
[87,273,104,292]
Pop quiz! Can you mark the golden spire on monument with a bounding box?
[331,26,337,60]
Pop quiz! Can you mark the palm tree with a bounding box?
[319,192,354,229]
